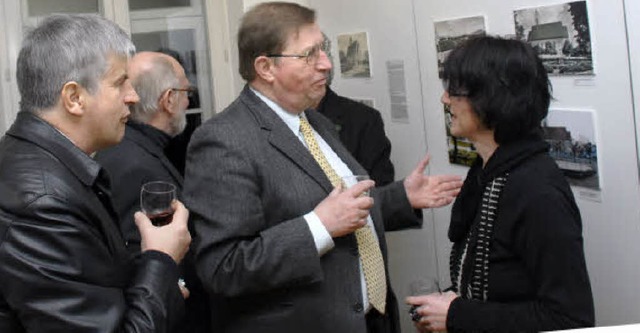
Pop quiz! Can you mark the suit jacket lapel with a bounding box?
[239,86,334,193]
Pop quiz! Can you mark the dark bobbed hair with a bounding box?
[238,2,316,82]
[442,35,551,144]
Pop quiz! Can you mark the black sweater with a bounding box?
[447,137,595,332]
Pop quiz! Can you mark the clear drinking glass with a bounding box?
[140,181,176,227]
[408,276,441,322]
[341,174,371,196]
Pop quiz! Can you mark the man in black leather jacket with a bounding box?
[0,14,192,332]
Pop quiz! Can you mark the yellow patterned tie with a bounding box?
[299,115,387,314]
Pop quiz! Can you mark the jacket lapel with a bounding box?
[239,87,334,193]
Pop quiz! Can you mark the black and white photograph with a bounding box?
[514,1,593,75]
[444,105,478,167]
[434,16,486,78]
[542,109,599,190]
[337,32,371,78]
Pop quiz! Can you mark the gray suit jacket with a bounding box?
[183,86,419,333]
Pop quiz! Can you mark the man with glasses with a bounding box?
[184,3,462,333]
[96,51,209,332]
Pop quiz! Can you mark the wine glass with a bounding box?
[140,181,176,227]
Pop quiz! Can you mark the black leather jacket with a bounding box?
[0,112,184,332]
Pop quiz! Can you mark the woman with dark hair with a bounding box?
[406,36,594,332]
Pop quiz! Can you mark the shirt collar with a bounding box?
[250,87,306,136]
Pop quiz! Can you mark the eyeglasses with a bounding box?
[171,86,196,98]
[266,39,330,65]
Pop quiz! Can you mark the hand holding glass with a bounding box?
[408,276,441,322]
[342,175,371,196]
[140,181,176,227]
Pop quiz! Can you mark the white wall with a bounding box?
[0,1,21,134]
[311,0,640,330]
[0,1,6,133]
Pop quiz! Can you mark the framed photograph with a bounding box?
[514,1,593,75]
[542,109,599,190]
[337,32,371,78]
[434,16,486,78]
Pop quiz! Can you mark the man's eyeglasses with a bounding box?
[266,39,330,65]
[171,86,197,98]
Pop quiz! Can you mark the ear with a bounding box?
[160,89,176,115]
[60,81,84,116]
[254,56,276,83]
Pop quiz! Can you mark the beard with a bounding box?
[169,111,187,137]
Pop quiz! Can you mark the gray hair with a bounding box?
[129,56,179,123]
[17,14,135,113]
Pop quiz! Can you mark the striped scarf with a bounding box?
[450,173,509,301]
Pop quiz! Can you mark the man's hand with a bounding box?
[314,180,375,238]
[404,155,463,209]
[135,200,192,264]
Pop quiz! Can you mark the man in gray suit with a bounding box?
[183,3,462,333]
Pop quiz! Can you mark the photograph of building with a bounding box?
[514,1,593,75]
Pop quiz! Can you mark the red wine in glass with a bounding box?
[148,210,174,227]
[141,181,177,227]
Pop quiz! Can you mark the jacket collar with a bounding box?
[239,85,365,192]
[449,136,550,242]
[124,121,183,185]
[6,111,102,187]
[127,120,171,149]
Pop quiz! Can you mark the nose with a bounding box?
[316,50,332,70]
[125,80,140,105]
[441,91,450,105]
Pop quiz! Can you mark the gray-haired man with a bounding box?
[0,14,191,332]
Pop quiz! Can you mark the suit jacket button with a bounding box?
[353,302,364,313]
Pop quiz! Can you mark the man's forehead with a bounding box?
[103,54,128,78]
[285,23,322,47]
